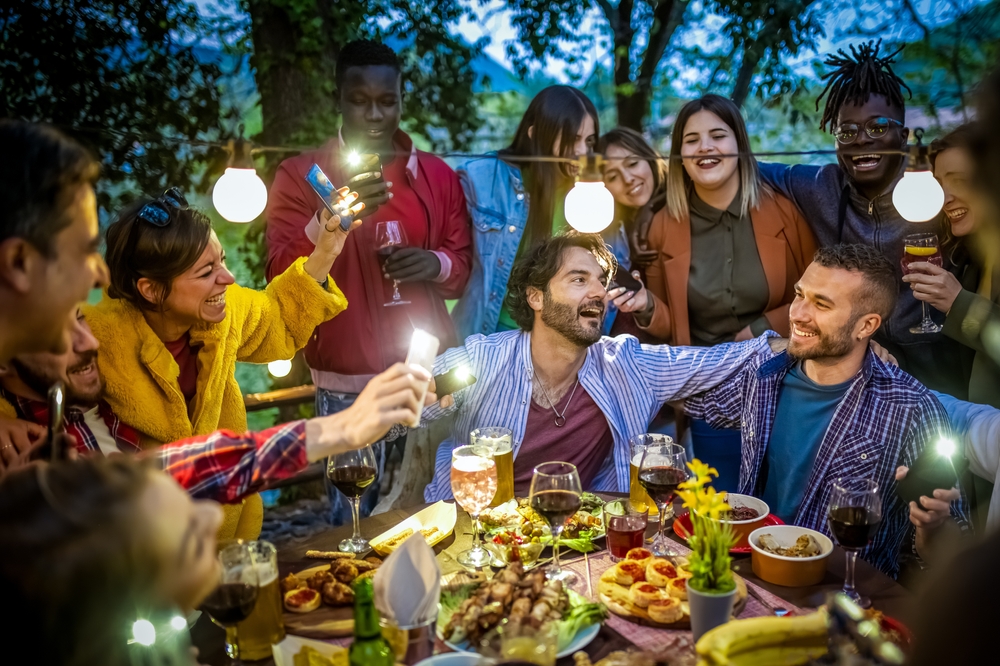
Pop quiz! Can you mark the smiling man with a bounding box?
[684,244,968,579]
[422,232,783,499]
[757,41,967,399]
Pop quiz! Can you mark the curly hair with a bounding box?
[812,244,897,321]
[335,39,401,91]
[504,232,616,331]
[816,40,912,133]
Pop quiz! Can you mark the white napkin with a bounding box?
[373,532,441,627]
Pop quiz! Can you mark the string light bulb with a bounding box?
[213,136,268,223]
[565,154,615,233]
[132,619,156,646]
[892,128,945,223]
[267,359,292,378]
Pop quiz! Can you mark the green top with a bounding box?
[496,186,568,331]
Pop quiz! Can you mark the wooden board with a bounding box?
[600,574,748,630]
[282,564,356,639]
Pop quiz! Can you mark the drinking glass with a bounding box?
[451,444,498,568]
[327,445,379,553]
[375,220,410,306]
[235,541,285,660]
[201,542,259,664]
[629,434,670,517]
[529,461,582,584]
[471,427,514,507]
[479,619,558,666]
[638,443,688,558]
[605,499,648,561]
[900,232,943,334]
[827,477,882,608]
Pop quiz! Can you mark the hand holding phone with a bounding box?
[345,152,390,220]
[896,438,966,510]
[404,329,440,427]
[305,164,358,231]
[433,366,478,399]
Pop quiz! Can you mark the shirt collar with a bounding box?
[689,186,744,223]
[338,127,419,180]
[758,347,879,384]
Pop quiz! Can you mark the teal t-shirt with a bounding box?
[761,362,852,522]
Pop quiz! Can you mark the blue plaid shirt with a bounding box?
[686,347,969,579]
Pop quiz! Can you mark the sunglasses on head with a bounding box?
[136,187,189,227]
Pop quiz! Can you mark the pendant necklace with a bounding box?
[533,370,579,427]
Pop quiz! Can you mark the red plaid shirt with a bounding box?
[1,388,309,503]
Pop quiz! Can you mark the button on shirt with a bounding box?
[761,363,852,521]
[687,190,770,345]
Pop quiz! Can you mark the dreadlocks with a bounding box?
[815,40,912,133]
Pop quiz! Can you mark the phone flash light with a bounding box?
[456,366,470,381]
[347,151,360,166]
[935,438,956,458]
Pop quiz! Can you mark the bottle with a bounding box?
[349,578,395,666]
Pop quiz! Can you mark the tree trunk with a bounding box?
[731,41,765,108]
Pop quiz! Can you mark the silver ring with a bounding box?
[0,444,13,451]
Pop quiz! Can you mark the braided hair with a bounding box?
[815,40,912,133]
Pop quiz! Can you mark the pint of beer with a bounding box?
[472,427,514,506]
[629,434,674,516]
[236,541,285,660]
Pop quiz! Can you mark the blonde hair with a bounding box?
[666,94,766,222]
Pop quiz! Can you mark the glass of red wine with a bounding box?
[638,443,688,558]
[900,232,943,334]
[201,542,259,664]
[827,477,882,608]
[529,462,583,584]
[375,220,410,307]
[605,499,648,561]
[327,444,379,553]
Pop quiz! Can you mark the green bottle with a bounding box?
[349,578,395,666]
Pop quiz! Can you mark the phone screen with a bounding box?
[304,164,352,231]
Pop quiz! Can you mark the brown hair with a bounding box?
[504,231,616,331]
[105,197,213,311]
[812,244,898,322]
[666,94,765,223]
[596,127,669,226]
[0,458,174,665]
[500,86,599,248]
[930,123,979,170]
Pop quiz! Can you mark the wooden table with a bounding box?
[192,498,912,664]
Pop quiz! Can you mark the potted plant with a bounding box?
[676,459,739,640]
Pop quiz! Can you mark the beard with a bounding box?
[540,290,604,348]
[9,350,104,407]
[787,321,855,361]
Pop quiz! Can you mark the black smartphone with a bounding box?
[47,382,66,461]
[896,441,966,509]
[609,266,643,294]
[434,366,477,398]
[344,152,383,184]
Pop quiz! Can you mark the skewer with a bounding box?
[584,550,593,599]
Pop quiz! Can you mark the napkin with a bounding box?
[373,532,441,628]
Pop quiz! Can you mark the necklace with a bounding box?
[533,371,580,427]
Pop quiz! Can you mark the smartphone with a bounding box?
[609,266,643,293]
[434,366,478,399]
[304,164,353,232]
[344,152,383,183]
[896,441,967,509]
[47,382,65,462]
[404,329,440,427]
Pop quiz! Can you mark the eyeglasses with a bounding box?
[834,117,904,145]
[136,187,188,227]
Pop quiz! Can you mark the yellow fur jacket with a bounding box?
[81,256,347,539]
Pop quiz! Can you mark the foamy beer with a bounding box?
[472,427,514,506]
[629,434,674,517]
[236,541,285,660]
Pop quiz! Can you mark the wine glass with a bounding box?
[901,232,943,334]
[451,444,497,568]
[638,443,688,558]
[529,461,582,584]
[201,542,259,664]
[827,477,882,608]
[327,445,379,553]
[375,220,410,307]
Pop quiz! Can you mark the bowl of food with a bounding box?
[716,494,770,549]
[749,525,833,587]
[484,529,544,567]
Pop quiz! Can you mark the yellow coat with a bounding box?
[84,256,347,540]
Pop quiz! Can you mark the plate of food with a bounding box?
[598,548,747,629]
[279,552,383,638]
[674,509,785,554]
[438,562,606,659]
[370,501,457,556]
[480,493,605,554]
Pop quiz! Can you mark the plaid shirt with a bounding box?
[686,348,970,579]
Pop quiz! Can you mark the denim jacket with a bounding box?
[451,154,630,341]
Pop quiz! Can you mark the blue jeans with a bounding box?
[316,388,402,525]
[689,418,742,493]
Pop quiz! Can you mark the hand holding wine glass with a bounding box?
[328,445,379,553]
[530,462,582,584]
[827,477,882,608]
[638,443,688,558]
[201,542,259,664]
[900,233,944,334]
[375,220,410,306]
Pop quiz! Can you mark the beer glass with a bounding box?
[471,427,514,507]
[235,541,285,660]
[629,434,670,518]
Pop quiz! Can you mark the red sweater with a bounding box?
[265,131,472,390]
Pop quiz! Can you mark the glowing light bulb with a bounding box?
[213,168,268,223]
[268,359,292,378]
[935,438,956,458]
[132,619,156,646]
[565,181,615,233]
[170,616,187,631]
[892,170,945,222]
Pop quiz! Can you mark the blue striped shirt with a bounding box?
[421,330,774,502]
[686,348,970,579]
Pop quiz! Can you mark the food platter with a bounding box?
[597,548,747,629]
[673,511,786,554]
[280,555,383,638]
[480,494,606,557]
[370,501,457,556]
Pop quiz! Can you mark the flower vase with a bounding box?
[688,583,738,641]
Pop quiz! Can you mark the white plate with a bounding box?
[442,621,600,659]
[371,501,458,556]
